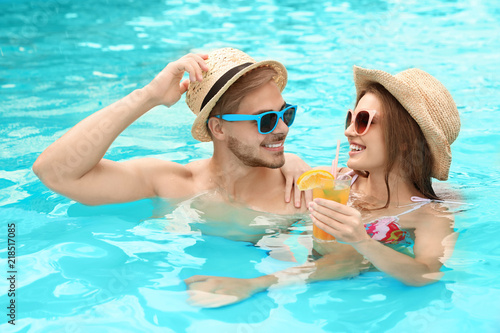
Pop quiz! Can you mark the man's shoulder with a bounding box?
[143,158,215,181]
[138,158,211,198]
[130,157,192,177]
[184,158,212,177]
[121,157,200,189]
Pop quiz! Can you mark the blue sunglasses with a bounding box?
[211,104,297,134]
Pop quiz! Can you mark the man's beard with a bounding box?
[227,135,285,169]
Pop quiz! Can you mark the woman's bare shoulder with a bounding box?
[432,182,464,201]
[408,202,456,233]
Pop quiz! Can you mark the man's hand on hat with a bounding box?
[145,53,209,107]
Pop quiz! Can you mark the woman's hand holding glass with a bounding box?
[308,198,371,244]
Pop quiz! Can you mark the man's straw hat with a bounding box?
[353,66,460,181]
[186,48,288,142]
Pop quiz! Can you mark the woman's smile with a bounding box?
[349,142,366,156]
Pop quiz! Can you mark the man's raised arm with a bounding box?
[33,53,208,205]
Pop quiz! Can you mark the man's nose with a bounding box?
[273,118,289,134]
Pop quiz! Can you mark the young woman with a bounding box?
[184,66,461,307]
[307,66,461,285]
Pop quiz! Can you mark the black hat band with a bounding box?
[200,62,253,111]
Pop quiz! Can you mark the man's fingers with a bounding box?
[184,56,207,81]
[305,189,313,205]
[179,79,190,94]
[188,58,203,81]
[294,181,301,207]
[191,53,209,72]
[180,62,197,82]
[173,59,200,82]
[284,176,293,203]
[187,290,238,308]
[184,275,209,285]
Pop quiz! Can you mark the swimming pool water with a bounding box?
[1,0,500,332]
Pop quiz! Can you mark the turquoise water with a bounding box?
[1,0,500,332]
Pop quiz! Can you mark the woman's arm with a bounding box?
[310,199,457,286]
[350,227,457,286]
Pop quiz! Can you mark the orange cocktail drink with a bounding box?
[312,174,351,241]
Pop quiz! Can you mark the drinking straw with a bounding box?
[331,139,341,179]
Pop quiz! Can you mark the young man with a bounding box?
[33,48,308,214]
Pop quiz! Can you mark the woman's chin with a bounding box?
[346,159,356,170]
[347,158,371,172]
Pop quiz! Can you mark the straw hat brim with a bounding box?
[191,60,288,142]
[353,66,451,180]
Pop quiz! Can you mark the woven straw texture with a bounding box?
[186,48,287,142]
[353,66,460,180]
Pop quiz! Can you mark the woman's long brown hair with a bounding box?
[356,83,439,208]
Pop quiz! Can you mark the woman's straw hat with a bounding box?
[186,48,288,142]
[353,66,460,181]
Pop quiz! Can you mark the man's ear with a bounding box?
[207,117,225,140]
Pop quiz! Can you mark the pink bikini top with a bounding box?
[347,171,429,246]
[363,201,426,246]
[346,171,463,246]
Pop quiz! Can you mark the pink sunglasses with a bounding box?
[345,109,378,136]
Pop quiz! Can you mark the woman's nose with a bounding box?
[344,121,357,137]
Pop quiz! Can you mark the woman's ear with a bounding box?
[207,117,225,140]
